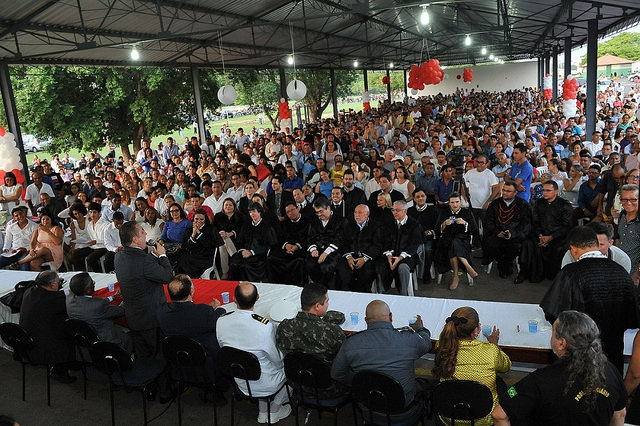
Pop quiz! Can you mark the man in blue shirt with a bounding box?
[506,143,533,202]
[577,164,601,221]
[282,165,304,191]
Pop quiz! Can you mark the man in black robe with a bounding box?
[481,181,532,279]
[540,226,640,374]
[305,197,344,285]
[266,201,309,286]
[407,188,439,282]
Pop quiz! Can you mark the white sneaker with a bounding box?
[268,405,292,424]
[257,412,268,424]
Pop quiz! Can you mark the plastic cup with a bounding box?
[350,312,359,325]
[409,316,418,325]
[108,283,115,292]
[221,292,230,304]
[481,324,492,338]
[528,320,538,334]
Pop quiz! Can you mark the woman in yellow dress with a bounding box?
[432,306,512,425]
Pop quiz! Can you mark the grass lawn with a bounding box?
[24,99,385,164]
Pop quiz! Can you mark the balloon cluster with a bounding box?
[278,98,291,120]
[381,75,390,85]
[407,59,444,90]
[543,74,552,100]
[0,127,25,193]
[562,75,578,101]
[362,91,371,112]
[463,68,473,83]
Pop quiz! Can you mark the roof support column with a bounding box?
[552,45,558,103]
[564,36,572,78]
[279,67,287,100]
[330,68,338,120]
[585,19,598,138]
[0,63,30,184]
[537,57,542,89]
[190,66,206,144]
[386,69,391,102]
[544,51,550,74]
[363,69,368,92]
[403,69,408,99]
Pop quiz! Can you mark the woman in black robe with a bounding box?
[175,209,223,278]
[435,192,478,290]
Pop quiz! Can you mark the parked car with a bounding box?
[22,134,52,152]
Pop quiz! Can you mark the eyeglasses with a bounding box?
[629,176,640,180]
[621,198,638,203]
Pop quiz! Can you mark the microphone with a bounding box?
[146,239,157,248]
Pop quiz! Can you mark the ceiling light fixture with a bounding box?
[481,47,487,55]
[389,62,394,68]
[420,5,430,25]
[353,59,359,68]
[130,46,139,60]
[489,54,494,60]
[464,34,471,46]
[287,55,294,65]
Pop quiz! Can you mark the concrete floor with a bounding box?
[0,263,552,426]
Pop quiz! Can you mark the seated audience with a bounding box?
[1,207,37,270]
[10,211,63,271]
[175,209,222,278]
[266,201,308,286]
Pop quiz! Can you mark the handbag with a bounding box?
[0,280,37,314]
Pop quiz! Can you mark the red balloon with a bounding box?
[382,76,390,85]
[457,75,461,79]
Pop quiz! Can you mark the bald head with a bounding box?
[365,300,392,324]
[235,281,258,310]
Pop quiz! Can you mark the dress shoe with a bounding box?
[513,274,526,284]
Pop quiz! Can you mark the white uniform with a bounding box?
[216,309,286,397]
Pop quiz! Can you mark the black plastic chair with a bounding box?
[431,380,494,426]
[283,352,352,426]
[64,318,99,400]
[162,335,218,426]
[351,370,426,426]
[217,346,287,426]
[90,341,166,426]
[0,322,54,406]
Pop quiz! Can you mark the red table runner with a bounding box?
[94,279,239,306]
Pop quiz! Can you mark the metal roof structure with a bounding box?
[0,1,639,69]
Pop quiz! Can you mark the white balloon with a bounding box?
[443,73,449,80]
[217,85,237,105]
[563,99,577,118]
[566,74,574,80]
[410,88,418,96]
[543,75,552,90]
[286,80,307,101]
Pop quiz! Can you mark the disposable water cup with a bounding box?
[528,320,538,334]
[350,312,359,325]
[108,283,115,292]
[221,292,230,304]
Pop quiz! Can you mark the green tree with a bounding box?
[230,69,281,128]
[290,69,358,121]
[580,32,640,65]
[11,66,220,159]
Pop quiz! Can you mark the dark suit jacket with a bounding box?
[266,190,294,217]
[383,216,422,269]
[114,246,173,331]
[19,286,74,364]
[307,214,344,253]
[157,301,226,361]
[368,189,405,218]
[342,218,383,261]
[276,215,309,249]
[66,294,126,346]
[343,187,367,218]
[407,205,439,242]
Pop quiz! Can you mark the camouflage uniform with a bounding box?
[276,310,345,365]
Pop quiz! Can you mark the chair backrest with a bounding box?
[352,371,406,415]
[162,335,208,384]
[0,322,34,362]
[64,319,99,349]
[284,352,333,391]
[90,341,133,380]
[431,380,494,422]
[217,346,261,380]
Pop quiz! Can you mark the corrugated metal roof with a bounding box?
[0,0,638,69]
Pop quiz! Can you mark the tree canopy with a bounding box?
[580,32,640,66]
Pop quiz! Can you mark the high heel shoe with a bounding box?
[8,262,20,270]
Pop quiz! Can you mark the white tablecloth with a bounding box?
[0,271,636,356]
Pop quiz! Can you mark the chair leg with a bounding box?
[177,380,182,426]
[212,387,218,426]
[267,397,271,425]
[351,402,359,426]
[21,363,26,401]
[230,391,235,426]
[142,389,148,426]
[46,365,51,406]
[82,364,87,400]
[109,382,115,426]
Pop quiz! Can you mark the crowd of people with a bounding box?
[5,80,640,424]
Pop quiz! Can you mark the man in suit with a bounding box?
[19,271,76,383]
[407,188,439,282]
[266,175,294,220]
[342,169,367,218]
[368,173,404,218]
[306,197,344,286]
[330,187,347,222]
[114,220,173,357]
[292,188,314,220]
[266,201,309,286]
[66,272,132,353]
[376,200,422,295]
[157,274,227,393]
[336,204,383,292]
